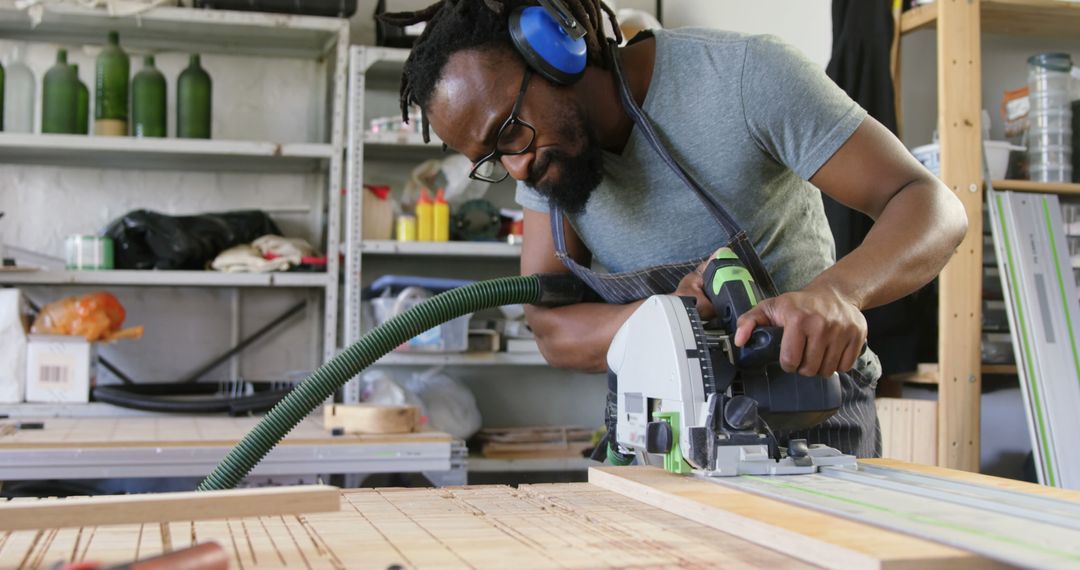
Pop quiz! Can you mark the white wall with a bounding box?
[662,0,832,67]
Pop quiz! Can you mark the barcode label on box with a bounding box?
[38,364,69,385]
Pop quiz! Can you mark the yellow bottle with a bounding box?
[416,187,433,242]
[433,187,450,242]
[396,214,417,241]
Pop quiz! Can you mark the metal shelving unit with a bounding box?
[342,46,556,402]
[0,3,349,362]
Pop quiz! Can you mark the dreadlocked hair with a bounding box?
[377,0,622,142]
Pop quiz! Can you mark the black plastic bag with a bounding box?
[104,209,282,270]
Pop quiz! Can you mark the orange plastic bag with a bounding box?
[31,292,144,342]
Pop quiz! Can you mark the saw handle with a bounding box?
[702,251,784,369]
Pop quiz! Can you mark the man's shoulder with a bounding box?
[653,27,776,51]
[653,28,790,73]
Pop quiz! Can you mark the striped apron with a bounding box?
[555,42,880,458]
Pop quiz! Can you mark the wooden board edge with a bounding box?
[0,484,341,531]
[588,466,983,570]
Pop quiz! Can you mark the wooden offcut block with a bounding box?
[876,397,938,465]
[323,403,417,435]
[0,485,340,531]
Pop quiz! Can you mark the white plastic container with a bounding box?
[370,287,471,353]
[911,140,1023,180]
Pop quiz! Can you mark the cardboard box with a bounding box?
[0,290,28,403]
[25,334,96,403]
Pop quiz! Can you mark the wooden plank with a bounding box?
[878,397,895,459]
[900,2,939,34]
[992,179,1080,195]
[323,404,417,435]
[911,400,939,465]
[588,466,989,570]
[982,0,1080,40]
[936,0,983,473]
[893,399,914,461]
[0,485,340,531]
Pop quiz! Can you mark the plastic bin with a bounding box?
[370,287,471,352]
[911,140,1022,180]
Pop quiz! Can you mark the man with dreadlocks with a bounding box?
[380,0,966,459]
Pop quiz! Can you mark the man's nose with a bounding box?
[501,152,534,182]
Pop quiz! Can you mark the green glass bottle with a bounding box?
[73,64,89,135]
[1,61,5,132]
[132,55,166,138]
[94,30,129,136]
[177,54,211,139]
[42,49,78,134]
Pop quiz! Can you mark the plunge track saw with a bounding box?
[607,248,858,476]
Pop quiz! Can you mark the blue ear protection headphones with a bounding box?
[509,0,589,85]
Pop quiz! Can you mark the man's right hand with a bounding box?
[674,258,716,321]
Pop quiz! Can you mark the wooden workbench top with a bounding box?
[0,483,809,569]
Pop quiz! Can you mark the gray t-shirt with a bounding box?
[517,27,865,294]
[516,28,881,381]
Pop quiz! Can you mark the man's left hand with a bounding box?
[733,288,866,378]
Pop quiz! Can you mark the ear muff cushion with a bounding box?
[509,5,586,85]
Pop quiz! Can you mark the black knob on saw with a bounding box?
[723,395,759,431]
[645,421,673,454]
[787,438,810,459]
[737,326,783,369]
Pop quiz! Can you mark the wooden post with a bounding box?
[936,0,982,472]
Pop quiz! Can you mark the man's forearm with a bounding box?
[524,301,645,373]
[808,179,968,310]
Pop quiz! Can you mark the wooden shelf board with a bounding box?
[901,0,1080,39]
[900,3,938,34]
[992,179,1080,195]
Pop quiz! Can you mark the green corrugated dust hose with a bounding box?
[198,273,587,491]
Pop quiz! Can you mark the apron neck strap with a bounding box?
[601,39,781,298]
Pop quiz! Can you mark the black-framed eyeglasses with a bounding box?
[468,68,537,183]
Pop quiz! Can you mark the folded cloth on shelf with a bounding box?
[211,235,317,273]
[211,245,291,273]
[252,235,315,265]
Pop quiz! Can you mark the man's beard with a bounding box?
[529,114,604,214]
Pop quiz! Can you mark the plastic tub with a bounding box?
[1030,108,1073,132]
[370,287,472,353]
[1030,163,1073,182]
[911,140,1022,180]
[1029,130,1073,148]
